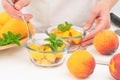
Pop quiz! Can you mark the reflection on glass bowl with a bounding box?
[47,26,85,52]
[25,33,70,67]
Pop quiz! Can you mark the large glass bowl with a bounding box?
[47,26,85,52]
[25,33,70,67]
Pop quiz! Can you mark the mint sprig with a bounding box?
[44,33,63,51]
[58,21,72,32]
[0,31,21,46]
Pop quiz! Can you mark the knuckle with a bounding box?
[92,11,98,16]
[20,0,30,6]
[91,7,99,15]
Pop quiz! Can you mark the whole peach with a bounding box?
[67,50,95,78]
[93,30,119,55]
[109,53,120,80]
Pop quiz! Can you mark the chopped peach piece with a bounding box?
[30,52,44,60]
[30,44,39,50]
[41,59,51,65]
[55,52,63,59]
[73,38,82,45]
[45,53,56,63]
[62,31,70,37]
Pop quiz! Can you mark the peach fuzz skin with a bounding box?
[94,30,119,55]
[109,53,120,80]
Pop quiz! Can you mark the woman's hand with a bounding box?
[2,0,32,20]
[81,0,118,47]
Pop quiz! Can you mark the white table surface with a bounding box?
[0,25,120,80]
[0,46,116,80]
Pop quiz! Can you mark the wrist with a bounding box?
[100,0,118,10]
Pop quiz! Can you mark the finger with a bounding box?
[2,0,22,17]
[3,0,32,20]
[84,10,99,31]
[81,38,93,47]
[82,19,107,42]
[23,14,33,21]
[14,0,30,10]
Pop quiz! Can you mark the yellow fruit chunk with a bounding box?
[39,45,50,51]
[41,59,51,65]
[0,18,34,39]
[62,31,70,37]
[45,53,56,63]
[45,47,52,51]
[70,30,82,36]
[72,38,82,45]
[55,52,63,59]
[54,28,63,36]
[29,44,39,50]
[30,52,44,60]
[68,28,76,33]
[0,12,12,25]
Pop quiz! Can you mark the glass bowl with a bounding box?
[47,26,85,52]
[25,33,70,67]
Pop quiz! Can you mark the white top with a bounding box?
[24,0,98,32]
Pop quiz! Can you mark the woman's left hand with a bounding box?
[81,1,111,47]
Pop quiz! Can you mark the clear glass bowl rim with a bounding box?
[46,25,85,39]
[25,40,70,54]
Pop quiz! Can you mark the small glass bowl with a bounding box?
[25,33,70,67]
[47,26,85,52]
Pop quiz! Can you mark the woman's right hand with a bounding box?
[2,0,32,20]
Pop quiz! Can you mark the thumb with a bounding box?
[84,12,98,31]
[14,0,30,10]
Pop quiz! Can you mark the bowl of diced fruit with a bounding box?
[47,21,85,52]
[25,33,70,67]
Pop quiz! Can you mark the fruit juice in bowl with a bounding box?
[47,21,85,52]
[25,33,70,67]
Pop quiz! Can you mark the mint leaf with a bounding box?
[3,33,9,40]
[44,33,64,51]
[16,34,22,39]
[65,21,72,30]
[50,33,56,40]
[13,40,21,46]
[44,38,55,43]
[58,24,66,32]
[56,39,63,47]
[52,43,57,51]
[57,21,72,32]
[0,31,21,46]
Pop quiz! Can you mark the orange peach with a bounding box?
[0,11,12,25]
[94,30,119,55]
[67,50,95,78]
[0,25,2,30]
[109,53,120,80]
[0,18,34,39]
